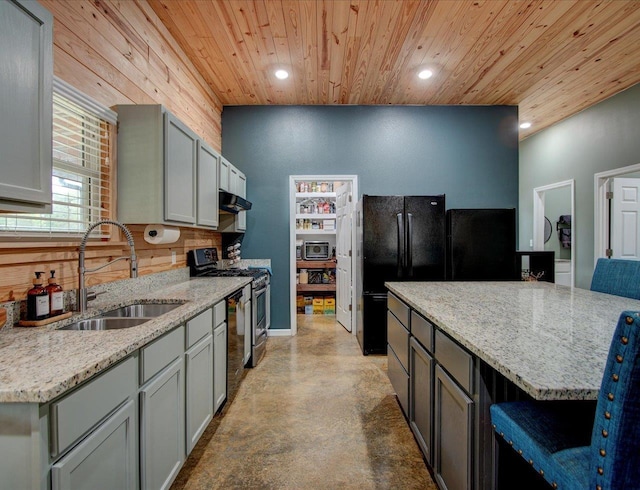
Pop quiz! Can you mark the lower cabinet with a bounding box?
[51,399,137,490]
[387,344,409,416]
[185,334,213,454]
[140,357,185,490]
[434,365,474,490]
[409,337,434,465]
[213,320,228,413]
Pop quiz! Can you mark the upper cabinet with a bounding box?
[218,157,247,233]
[115,105,219,229]
[0,0,53,212]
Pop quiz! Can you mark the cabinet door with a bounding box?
[0,0,52,211]
[140,357,185,490]
[213,321,228,413]
[434,365,473,490]
[229,166,240,195]
[387,344,409,416]
[164,112,197,223]
[219,157,230,191]
[243,299,252,366]
[51,399,137,490]
[410,337,434,464]
[236,171,247,231]
[185,334,213,454]
[197,142,219,228]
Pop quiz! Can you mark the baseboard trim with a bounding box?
[267,328,292,337]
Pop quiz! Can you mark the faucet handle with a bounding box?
[86,290,106,302]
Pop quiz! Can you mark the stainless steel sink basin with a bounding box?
[99,303,183,318]
[59,317,151,331]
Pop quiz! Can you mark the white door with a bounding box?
[611,178,640,259]
[336,182,353,331]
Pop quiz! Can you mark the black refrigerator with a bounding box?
[447,208,517,281]
[356,195,446,354]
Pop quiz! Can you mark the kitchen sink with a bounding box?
[99,303,183,318]
[59,317,151,331]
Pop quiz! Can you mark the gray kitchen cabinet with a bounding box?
[409,336,434,465]
[219,161,247,232]
[213,319,228,413]
[51,399,137,490]
[434,365,473,490]
[140,356,185,490]
[116,104,217,228]
[164,112,197,223]
[219,157,231,191]
[197,142,220,228]
[185,334,213,454]
[0,0,53,212]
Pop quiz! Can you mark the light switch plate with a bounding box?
[171,251,176,264]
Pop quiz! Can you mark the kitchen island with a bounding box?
[0,272,252,490]
[385,281,640,490]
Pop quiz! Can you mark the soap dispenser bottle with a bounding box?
[27,271,49,321]
[46,270,64,316]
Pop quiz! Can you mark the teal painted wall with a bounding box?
[222,105,519,330]
[519,83,640,289]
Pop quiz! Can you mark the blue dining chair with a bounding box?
[590,258,640,299]
[490,311,640,489]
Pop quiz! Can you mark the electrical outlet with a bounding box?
[171,251,176,265]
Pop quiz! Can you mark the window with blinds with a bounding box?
[0,79,116,238]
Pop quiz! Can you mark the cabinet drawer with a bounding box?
[388,293,410,329]
[140,326,185,384]
[50,356,137,458]
[213,300,226,328]
[387,345,409,416]
[435,330,474,394]
[411,311,434,353]
[186,308,212,348]
[387,310,409,371]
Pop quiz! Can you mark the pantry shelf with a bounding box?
[296,284,336,292]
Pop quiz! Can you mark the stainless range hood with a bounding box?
[219,191,252,214]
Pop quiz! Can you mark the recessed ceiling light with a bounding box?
[519,122,532,129]
[418,69,433,80]
[275,69,289,80]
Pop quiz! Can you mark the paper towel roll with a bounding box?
[144,224,180,245]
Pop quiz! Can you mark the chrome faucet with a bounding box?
[77,220,138,312]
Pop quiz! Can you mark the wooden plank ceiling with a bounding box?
[148,0,640,139]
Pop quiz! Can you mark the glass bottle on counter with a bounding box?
[27,271,49,321]
[46,270,64,316]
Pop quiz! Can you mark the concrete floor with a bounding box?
[171,315,437,489]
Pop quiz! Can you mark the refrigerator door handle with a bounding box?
[397,213,404,277]
[407,212,413,277]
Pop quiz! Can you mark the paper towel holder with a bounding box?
[144,224,180,245]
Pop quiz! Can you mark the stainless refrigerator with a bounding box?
[355,195,446,354]
[446,208,517,281]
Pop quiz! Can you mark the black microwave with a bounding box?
[303,241,330,260]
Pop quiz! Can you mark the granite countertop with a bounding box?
[0,277,251,404]
[385,281,640,401]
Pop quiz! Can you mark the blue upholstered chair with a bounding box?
[590,258,640,299]
[490,311,640,489]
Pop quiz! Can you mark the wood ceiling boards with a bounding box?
[148,0,640,139]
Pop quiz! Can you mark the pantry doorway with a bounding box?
[289,175,359,336]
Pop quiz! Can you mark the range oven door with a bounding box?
[250,278,269,367]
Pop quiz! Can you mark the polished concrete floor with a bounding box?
[171,315,437,489]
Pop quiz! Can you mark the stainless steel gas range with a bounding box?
[188,248,270,368]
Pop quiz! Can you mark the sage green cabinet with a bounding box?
[213,313,228,413]
[185,334,213,454]
[51,399,137,490]
[0,0,53,212]
[218,159,247,232]
[197,142,220,228]
[140,356,185,490]
[115,105,218,229]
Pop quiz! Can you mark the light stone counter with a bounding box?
[385,281,640,400]
[0,276,251,403]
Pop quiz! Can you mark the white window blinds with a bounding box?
[0,78,117,238]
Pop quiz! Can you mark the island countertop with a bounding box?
[0,277,250,404]
[385,281,640,400]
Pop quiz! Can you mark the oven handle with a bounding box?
[253,285,268,296]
